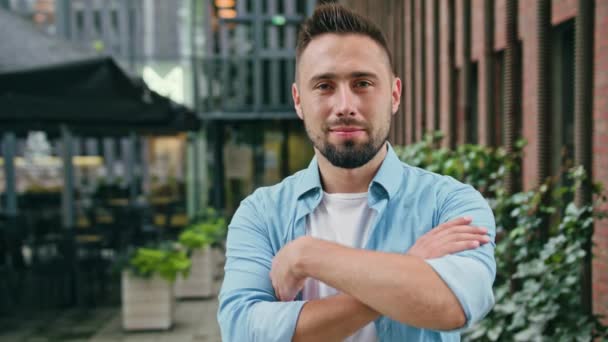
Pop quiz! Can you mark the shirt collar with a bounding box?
[369,142,404,200]
[295,157,322,199]
[295,142,404,200]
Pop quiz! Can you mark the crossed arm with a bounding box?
[218,198,496,342]
[270,217,490,342]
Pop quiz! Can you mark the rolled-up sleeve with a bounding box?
[425,182,497,330]
[217,195,307,342]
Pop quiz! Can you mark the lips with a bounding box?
[328,126,366,138]
[329,126,366,133]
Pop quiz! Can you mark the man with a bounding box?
[218,4,495,342]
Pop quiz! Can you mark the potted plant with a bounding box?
[119,243,190,330]
[174,208,226,299]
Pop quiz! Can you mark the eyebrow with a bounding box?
[308,71,379,86]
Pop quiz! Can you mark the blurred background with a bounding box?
[0,0,607,341]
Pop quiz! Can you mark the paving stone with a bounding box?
[1,280,222,342]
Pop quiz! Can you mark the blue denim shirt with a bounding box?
[218,144,496,342]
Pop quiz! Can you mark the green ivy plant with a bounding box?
[468,169,608,341]
[179,229,214,251]
[394,131,523,199]
[178,208,227,251]
[118,242,191,282]
[396,133,608,341]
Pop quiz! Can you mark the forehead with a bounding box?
[297,33,392,81]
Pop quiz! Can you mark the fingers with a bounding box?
[438,240,484,256]
[429,230,491,257]
[409,219,491,258]
[431,216,473,234]
[434,225,488,239]
[275,286,297,302]
[270,271,302,301]
[444,232,490,244]
[272,282,288,301]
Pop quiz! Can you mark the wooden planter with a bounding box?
[174,246,215,298]
[121,272,175,330]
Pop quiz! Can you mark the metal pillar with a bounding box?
[2,133,17,217]
[212,122,225,210]
[196,128,208,211]
[61,126,74,228]
[127,132,137,203]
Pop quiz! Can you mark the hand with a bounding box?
[406,216,490,259]
[270,236,311,301]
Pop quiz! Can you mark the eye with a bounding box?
[354,80,372,88]
[315,83,333,91]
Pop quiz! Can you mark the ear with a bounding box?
[292,83,304,120]
[391,77,402,115]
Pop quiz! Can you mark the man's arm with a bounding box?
[218,194,376,342]
[292,294,379,342]
[220,189,494,340]
[272,189,496,333]
[218,195,308,342]
[290,238,468,330]
[272,218,490,341]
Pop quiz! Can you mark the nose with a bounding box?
[335,85,357,117]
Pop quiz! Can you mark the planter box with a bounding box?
[174,246,215,298]
[121,272,175,331]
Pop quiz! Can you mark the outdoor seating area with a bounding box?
[0,193,192,311]
[0,5,215,339]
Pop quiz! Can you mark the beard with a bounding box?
[304,116,391,169]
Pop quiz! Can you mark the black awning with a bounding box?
[0,9,199,136]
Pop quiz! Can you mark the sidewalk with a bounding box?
[0,283,222,342]
[90,296,221,342]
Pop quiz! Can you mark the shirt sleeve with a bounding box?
[424,181,497,331]
[217,193,307,342]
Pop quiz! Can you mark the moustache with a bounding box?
[323,118,369,132]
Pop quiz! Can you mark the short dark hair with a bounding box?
[295,3,393,72]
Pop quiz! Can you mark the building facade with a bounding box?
[2,0,198,202]
[197,0,319,213]
[0,0,320,216]
[341,0,608,322]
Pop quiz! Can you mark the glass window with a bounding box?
[94,10,102,36]
[494,50,504,146]
[468,62,479,143]
[551,21,575,179]
[75,9,84,36]
[210,120,313,215]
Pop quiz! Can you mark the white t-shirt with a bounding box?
[302,191,378,342]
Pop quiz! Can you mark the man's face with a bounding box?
[292,33,401,169]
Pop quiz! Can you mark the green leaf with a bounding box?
[487,325,503,341]
[395,136,608,341]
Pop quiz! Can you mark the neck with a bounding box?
[316,142,388,194]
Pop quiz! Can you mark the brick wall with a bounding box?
[593,0,608,323]
[344,0,608,320]
[439,0,454,147]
